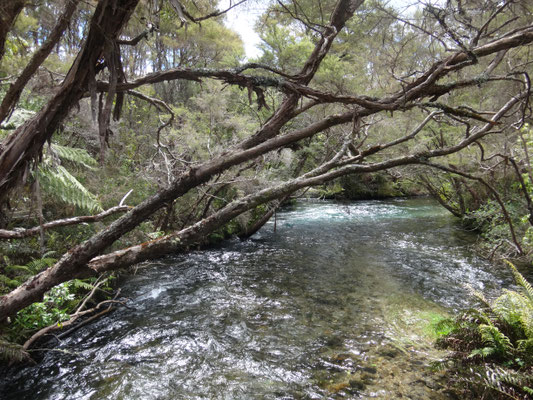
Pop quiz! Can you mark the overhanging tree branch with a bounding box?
[0,0,82,125]
[0,0,140,203]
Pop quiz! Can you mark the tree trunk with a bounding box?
[0,0,139,203]
[0,0,81,124]
[0,0,25,63]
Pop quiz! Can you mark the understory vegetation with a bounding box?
[436,262,533,399]
[0,0,533,396]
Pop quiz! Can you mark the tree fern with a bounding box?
[50,144,97,170]
[37,165,103,213]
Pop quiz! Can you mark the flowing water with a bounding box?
[1,198,514,399]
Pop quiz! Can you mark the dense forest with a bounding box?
[1,0,533,397]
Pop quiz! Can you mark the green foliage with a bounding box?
[436,261,533,399]
[50,144,98,170]
[37,164,103,214]
[0,256,57,295]
[0,108,35,131]
[10,282,75,340]
[34,143,103,213]
[6,275,113,343]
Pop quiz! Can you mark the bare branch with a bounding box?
[0,205,131,239]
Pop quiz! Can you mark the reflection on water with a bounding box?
[0,198,512,399]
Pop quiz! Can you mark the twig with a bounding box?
[23,292,126,351]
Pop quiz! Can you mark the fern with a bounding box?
[505,260,533,303]
[492,290,531,336]
[0,275,21,288]
[478,323,513,355]
[0,339,31,363]
[5,257,55,277]
[483,366,532,400]
[465,283,492,309]
[2,257,57,293]
[71,279,95,291]
[37,165,103,213]
[469,346,497,358]
[439,263,533,399]
[27,257,56,272]
[4,264,32,274]
[517,338,533,353]
[50,144,98,170]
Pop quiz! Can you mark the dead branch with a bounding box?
[182,0,249,23]
[22,289,125,351]
[126,90,175,149]
[117,24,157,46]
[0,205,131,239]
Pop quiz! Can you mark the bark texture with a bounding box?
[0,0,25,63]
[0,0,139,203]
[0,0,81,124]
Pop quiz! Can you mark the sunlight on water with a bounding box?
[0,198,513,400]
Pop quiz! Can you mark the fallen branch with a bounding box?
[0,205,131,239]
[22,289,125,351]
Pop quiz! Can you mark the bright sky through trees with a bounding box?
[221,0,427,59]
[221,0,268,59]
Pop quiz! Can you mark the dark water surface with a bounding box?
[1,199,513,399]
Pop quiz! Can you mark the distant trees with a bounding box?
[0,0,532,321]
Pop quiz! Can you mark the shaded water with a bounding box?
[1,198,513,399]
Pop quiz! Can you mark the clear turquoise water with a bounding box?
[0,198,512,399]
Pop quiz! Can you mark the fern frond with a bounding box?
[70,279,94,291]
[50,144,97,170]
[505,260,533,303]
[492,290,530,331]
[469,347,496,358]
[42,250,57,258]
[26,258,56,273]
[0,339,31,363]
[465,283,492,309]
[37,165,103,213]
[4,265,32,274]
[0,275,21,288]
[478,323,513,354]
[517,338,533,353]
[483,366,525,399]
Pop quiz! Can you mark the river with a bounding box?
[0,198,512,399]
